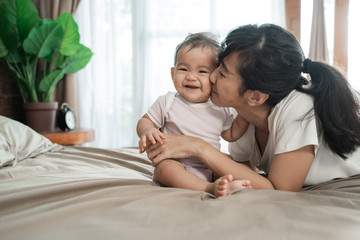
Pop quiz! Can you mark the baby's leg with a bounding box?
[207,175,252,197]
[154,160,209,191]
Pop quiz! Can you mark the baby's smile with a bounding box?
[185,84,200,89]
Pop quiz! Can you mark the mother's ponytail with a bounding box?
[297,59,360,158]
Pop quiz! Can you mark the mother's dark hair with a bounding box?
[220,23,360,159]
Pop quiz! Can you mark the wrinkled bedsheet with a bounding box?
[1,146,360,240]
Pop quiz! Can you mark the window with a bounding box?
[301,0,360,90]
[75,0,285,148]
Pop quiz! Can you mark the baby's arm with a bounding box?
[221,114,249,142]
[137,114,166,153]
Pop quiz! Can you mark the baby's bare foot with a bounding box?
[227,179,252,193]
[213,175,233,197]
[211,175,252,197]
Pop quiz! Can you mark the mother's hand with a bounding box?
[145,133,204,166]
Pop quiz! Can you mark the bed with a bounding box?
[1,115,360,240]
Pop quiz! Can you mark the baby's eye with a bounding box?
[179,68,187,71]
[199,70,208,74]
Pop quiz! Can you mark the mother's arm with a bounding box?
[268,145,314,191]
[147,133,315,191]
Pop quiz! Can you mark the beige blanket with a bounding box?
[1,146,360,240]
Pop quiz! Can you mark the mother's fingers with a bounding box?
[145,143,167,166]
[151,152,168,167]
[144,133,196,165]
[145,142,158,156]
[145,142,155,153]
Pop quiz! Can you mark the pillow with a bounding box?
[0,135,15,167]
[0,115,62,168]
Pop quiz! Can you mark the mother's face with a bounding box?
[210,53,244,108]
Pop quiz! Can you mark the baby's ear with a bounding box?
[171,67,175,81]
[247,90,269,106]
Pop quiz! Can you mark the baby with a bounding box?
[137,32,251,197]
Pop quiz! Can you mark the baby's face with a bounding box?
[171,46,218,103]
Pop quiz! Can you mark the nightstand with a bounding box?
[40,128,95,146]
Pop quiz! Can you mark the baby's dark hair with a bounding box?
[174,32,221,65]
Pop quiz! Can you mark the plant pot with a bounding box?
[23,102,59,132]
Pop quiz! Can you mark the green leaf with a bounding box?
[0,38,8,57]
[55,52,65,67]
[0,0,20,50]
[38,69,64,94]
[45,51,54,63]
[61,44,93,74]
[0,0,40,50]
[16,0,41,41]
[56,12,80,56]
[23,20,64,58]
[39,69,65,102]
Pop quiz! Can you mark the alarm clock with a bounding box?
[57,103,76,131]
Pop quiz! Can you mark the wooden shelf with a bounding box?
[40,128,95,146]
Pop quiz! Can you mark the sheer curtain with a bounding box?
[75,0,285,148]
[75,1,133,147]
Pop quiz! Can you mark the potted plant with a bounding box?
[0,0,93,131]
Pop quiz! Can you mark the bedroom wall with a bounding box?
[0,63,25,122]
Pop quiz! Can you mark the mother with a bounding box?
[146,24,360,194]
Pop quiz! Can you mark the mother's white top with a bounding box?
[229,90,360,186]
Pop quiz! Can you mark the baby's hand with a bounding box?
[138,128,166,153]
